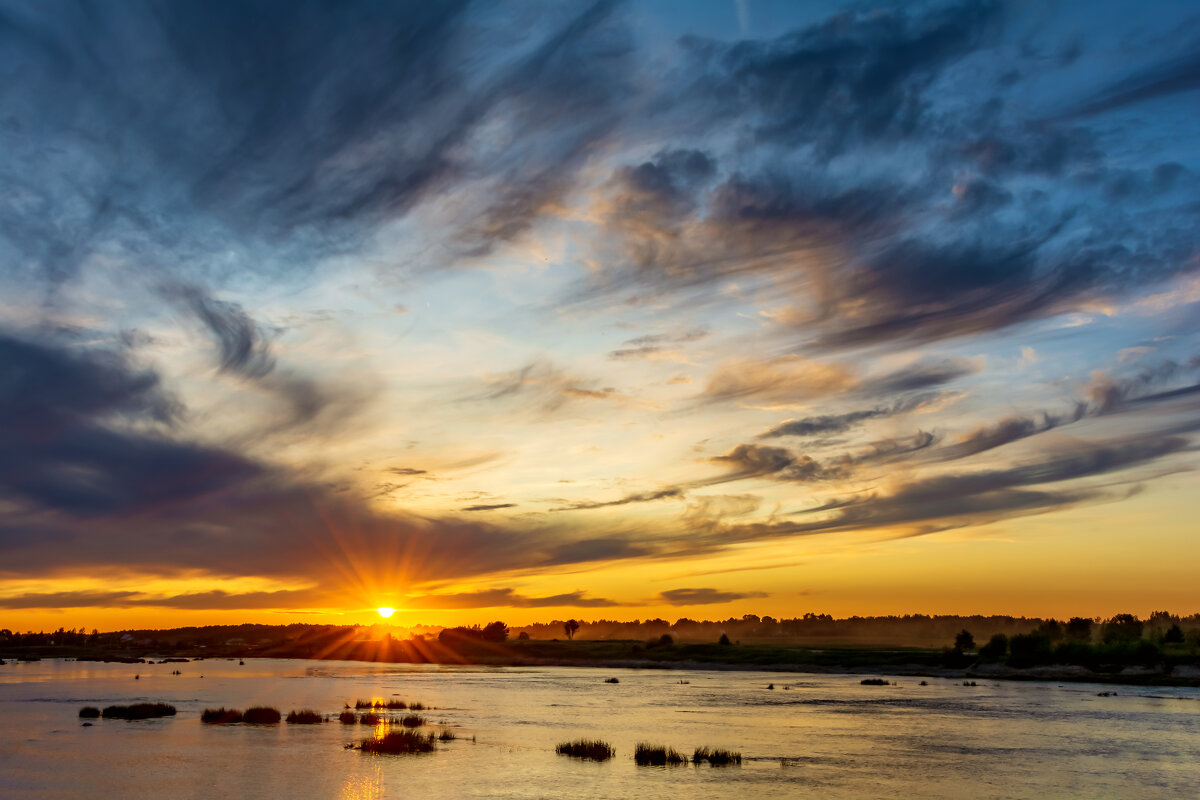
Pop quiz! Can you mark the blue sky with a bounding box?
[1,0,1198,626]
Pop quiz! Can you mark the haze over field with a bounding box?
[1,0,1198,630]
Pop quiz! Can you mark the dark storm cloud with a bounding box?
[658,588,767,606]
[0,332,261,516]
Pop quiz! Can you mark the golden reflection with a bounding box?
[338,762,385,800]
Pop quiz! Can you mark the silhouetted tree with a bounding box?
[718,633,732,646]
[1101,614,1143,644]
[1008,632,1052,667]
[954,629,975,652]
[480,621,509,642]
[979,633,1008,660]
[564,619,580,640]
[517,631,530,641]
[1164,624,1184,645]
[1036,619,1063,643]
[1065,617,1093,642]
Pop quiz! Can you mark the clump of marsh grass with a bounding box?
[354,698,427,710]
[242,706,282,724]
[693,746,742,766]
[286,709,323,724]
[634,742,687,766]
[338,711,357,724]
[400,714,425,727]
[438,729,457,742]
[78,707,100,718]
[357,729,436,754]
[359,712,381,725]
[201,708,243,724]
[860,678,889,686]
[101,703,176,720]
[556,739,614,761]
[604,677,619,684]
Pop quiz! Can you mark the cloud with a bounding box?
[166,283,275,379]
[1068,52,1200,118]
[403,587,622,609]
[553,488,686,512]
[861,358,980,395]
[758,393,943,438]
[461,503,517,512]
[699,356,856,407]
[658,587,768,606]
[608,327,708,360]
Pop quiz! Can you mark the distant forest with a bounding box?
[4,610,1199,651]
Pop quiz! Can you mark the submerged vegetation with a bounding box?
[634,742,688,766]
[286,709,323,724]
[100,703,176,720]
[693,746,742,766]
[356,729,437,754]
[556,739,615,761]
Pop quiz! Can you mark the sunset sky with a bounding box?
[1,0,1198,631]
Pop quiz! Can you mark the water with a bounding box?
[2,658,1198,799]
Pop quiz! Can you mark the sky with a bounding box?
[1,0,1199,631]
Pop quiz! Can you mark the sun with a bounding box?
[376,607,395,618]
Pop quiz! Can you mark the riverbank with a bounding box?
[4,638,1199,687]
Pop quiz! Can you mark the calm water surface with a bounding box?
[1,658,1198,799]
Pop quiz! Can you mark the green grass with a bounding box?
[634,742,687,766]
[693,746,742,766]
[100,703,176,720]
[556,739,615,761]
[286,709,323,724]
[357,729,436,754]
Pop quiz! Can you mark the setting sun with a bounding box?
[376,607,396,618]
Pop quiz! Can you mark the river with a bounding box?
[2,658,1198,798]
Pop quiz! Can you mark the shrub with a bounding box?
[101,703,176,720]
[400,714,425,727]
[634,742,687,766]
[79,707,100,718]
[286,709,323,724]
[339,711,357,724]
[556,739,614,761]
[357,729,436,754]
[242,706,281,724]
[201,708,243,724]
[979,634,1008,660]
[693,746,742,766]
[718,633,732,646]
